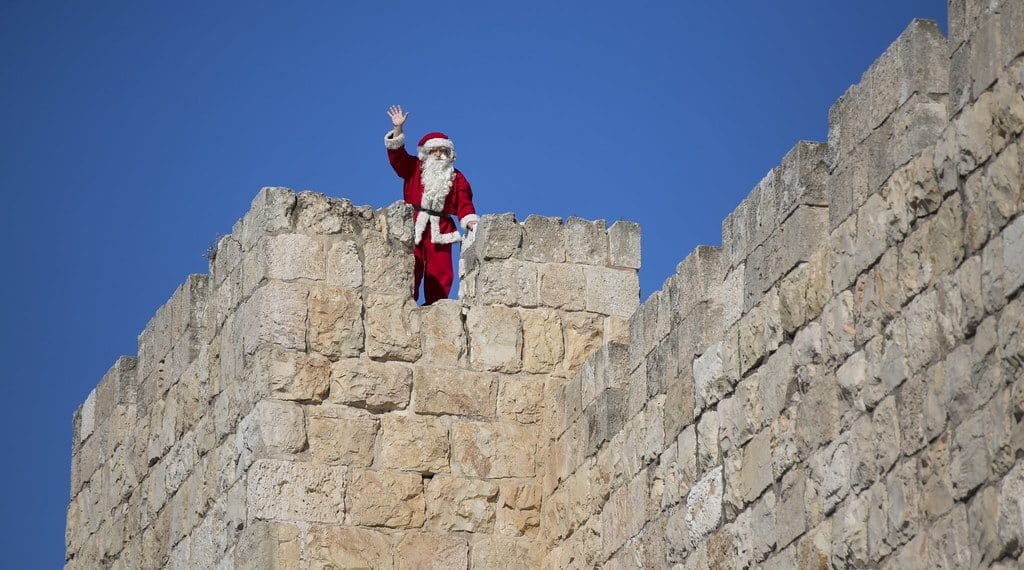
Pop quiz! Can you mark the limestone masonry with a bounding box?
[67,2,1024,568]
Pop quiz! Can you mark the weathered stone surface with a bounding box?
[451,421,536,478]
[325,239,362,290]
[306,412,378,466]
[379,416,450,474]
[254,346,330,403]
[236,400,306,463]
[470,537,541,570]
[686,466,723,546]
[601,469,649,559]
[608,220,642,269]
[538,263,586,310]
[347,470,426,529]
[264,234,325,281]
[419,300,467,366]
[496,481,542,537]
[584,266,640,317]
[564,216,608,265]
[475,258,539,307]
[520,214,564,263]
[396,532,468,570]
[247,459,345,523]
[467,305,522,373]
[498,375,546,425]
[365,293,421,361]
[305,525,394,570]
[329,358,412,412]
[307,286,363,358]
[241,281,308,355]
[414,366,496,418]
[363,232,414,295]
[424,475,499,532]
[475,213,522,260]
[522,309,564,374]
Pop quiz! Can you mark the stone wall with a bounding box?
[67,1,1024,568]
[65,188,640,568]
[542,3,1024,569]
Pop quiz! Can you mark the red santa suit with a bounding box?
[385,129,479,304]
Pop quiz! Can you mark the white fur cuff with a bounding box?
[460,214,480,228]
[385,129,405,150]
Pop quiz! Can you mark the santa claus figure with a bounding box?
[385,104,479,304]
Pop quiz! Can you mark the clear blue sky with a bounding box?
[1,1,946,565]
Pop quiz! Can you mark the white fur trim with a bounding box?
[413,212,464,245]
[460,214,480,228]
[417,138,457,162]
[433,228,464,244]
[385,129,405,149]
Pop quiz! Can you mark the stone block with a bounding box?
[424,475,499,532]
[564,216,608,265]
[601,469,649,560]
[329,358,412,412]
[232,521,302,569]
[562,312,604,375]
[779,141,829,219]
[236,400,306,464]
[474,258,539,307]
[522,309,563,374]
[537,263,586,310]
[1004,213,1024,296]
[305,525,395,570]
[693,341,728,414]
[325,239,363,290]
[293,191,361,235]
[608,220,641,269]
[347,469,425,529]
[718,375,760,456]
[246,459,345,523]
[696,409,721,475]
[240,187,296,251]
[379,415,449,474]
[263,233,325,281]
[365,293,421,361]
[419,300,467,366]
[466,305,522,373]
[241,281,308,355]
[475,213,521,260]
[307,286,363,358]
[306,412,378,467]
[497,375,545,425]
[685,466,723,547]
[897,363,946,456]
[520,214,564,263]
[957,90,995,176]
[396,532,468,570]
[363,232,415,295]
[470,537,540,569]
[451,421,536,478]
[584,266,640,317]
[496,481,542,537]
[796,373,840,456]
[658,425,698,509]
[414,366,497,418]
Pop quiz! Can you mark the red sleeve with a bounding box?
[385,130,417,180]
[455,174,479,227]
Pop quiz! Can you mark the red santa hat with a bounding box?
[417,132,457,161]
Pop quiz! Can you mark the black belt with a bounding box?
[414,206,449,217]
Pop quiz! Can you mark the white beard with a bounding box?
[420,156,455,210]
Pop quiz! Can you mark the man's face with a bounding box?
[428,147,451,161]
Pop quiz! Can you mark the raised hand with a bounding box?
[387,105,409,131]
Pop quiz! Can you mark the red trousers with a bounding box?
[413,238,454,305]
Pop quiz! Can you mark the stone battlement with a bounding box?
[67,2,1024,568]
